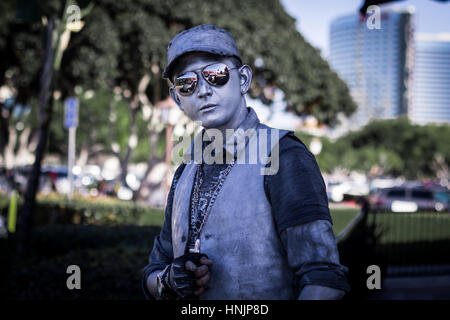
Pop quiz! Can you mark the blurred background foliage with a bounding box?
[1,0,358,115]
[1,0,357,165]
[296,116,450,179]
[1,0,446,184]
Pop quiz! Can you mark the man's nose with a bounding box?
[197,75,212,98]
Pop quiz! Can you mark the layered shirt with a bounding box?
[142,107,350,299]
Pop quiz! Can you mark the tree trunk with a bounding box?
[17,18,55,257]
[118,74,151,190]
[119,96,139,188]
[0,102,10,163]
[132,129,161,201]
[132,68,162,202]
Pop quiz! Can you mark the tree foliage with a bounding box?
[1,0,358,199]
[1,0,356,123]
[298,117,450,180]
[343,117,450,179]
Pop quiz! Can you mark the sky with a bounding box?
[281,0,450,57]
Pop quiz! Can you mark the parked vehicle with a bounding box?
[368,187,448,212]
[327,180,370,202]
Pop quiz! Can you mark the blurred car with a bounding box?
[368,187,448,212]
[327,180,370,202]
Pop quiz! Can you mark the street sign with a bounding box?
[64,97,78,199]
[64,97,78,129]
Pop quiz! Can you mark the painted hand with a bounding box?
[185,256,214,296]
[168,253,213,299]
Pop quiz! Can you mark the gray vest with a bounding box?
[172,124,295,299]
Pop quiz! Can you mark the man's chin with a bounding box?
[198,115,228,130]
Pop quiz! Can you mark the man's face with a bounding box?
[170,52,244,129]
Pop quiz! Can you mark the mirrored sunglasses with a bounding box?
[173,63,239,96]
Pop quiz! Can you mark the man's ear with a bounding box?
[169,86,184,111]
[239,64,252,95]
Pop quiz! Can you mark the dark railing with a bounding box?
[337,205,377,299]
[337,202,450,299]
[369,210,450,277]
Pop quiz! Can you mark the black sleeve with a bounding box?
[264,132,332,234]
[141,163,186,299]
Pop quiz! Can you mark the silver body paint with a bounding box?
[172,124,294,299]
[280,220,347,300]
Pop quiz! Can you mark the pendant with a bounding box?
[190,238,201,253]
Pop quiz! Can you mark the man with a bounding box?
[142,24,350,300]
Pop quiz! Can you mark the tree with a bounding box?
[1,0,358,202]
[344,117,450,179]
[6,0,92,256]
[299,117,450,180]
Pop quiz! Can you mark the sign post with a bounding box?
[64,97,79,200]
[7,190,18,234]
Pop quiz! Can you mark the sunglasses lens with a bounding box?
[175,72,197,95]
[202,63,230,86]
[174,64,232,96]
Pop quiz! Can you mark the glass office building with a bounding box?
[329,8,414,128]
[410,34,450,124]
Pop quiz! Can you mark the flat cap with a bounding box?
[163,24,242,80]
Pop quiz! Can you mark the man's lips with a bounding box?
[200,104,217,111]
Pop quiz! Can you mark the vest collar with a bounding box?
[186,107,261,162]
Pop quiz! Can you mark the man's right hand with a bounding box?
[164,252,213,299]
[184,255,213,296]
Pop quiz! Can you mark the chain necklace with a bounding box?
[189,160,235,253]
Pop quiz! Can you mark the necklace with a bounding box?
[189,160,235,253]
